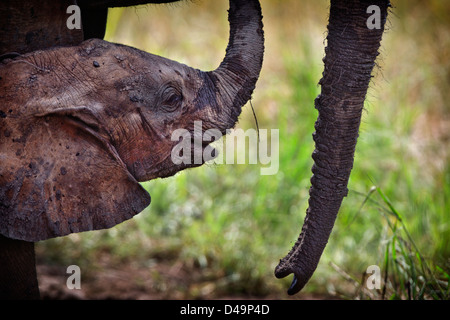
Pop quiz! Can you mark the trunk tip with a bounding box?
[274,260,309,295]
[287,275,302,295]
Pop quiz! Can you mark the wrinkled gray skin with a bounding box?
[275,0,390,294]
[0,0,264,299]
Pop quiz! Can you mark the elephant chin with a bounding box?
[275,0,390,295]
[133,141,218,182]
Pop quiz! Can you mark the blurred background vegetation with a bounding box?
[36,0,449,299]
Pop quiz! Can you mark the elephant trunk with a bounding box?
[205,0,264,131]
[275,0,390,295]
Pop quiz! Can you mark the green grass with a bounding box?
[36,0,449,299]
[329,186,449,300]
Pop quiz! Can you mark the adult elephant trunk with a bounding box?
[202,0,264,132]
[275,0,390,295]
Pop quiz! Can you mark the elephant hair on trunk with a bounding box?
[275,0,390,295]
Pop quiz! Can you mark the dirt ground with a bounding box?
[36,260,336,300]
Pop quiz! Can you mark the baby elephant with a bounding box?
[0,0,264,242]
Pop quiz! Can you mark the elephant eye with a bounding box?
[160,85,183,113]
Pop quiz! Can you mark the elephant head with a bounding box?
[0,0,264,242]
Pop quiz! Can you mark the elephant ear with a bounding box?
[0,94,151,242]
[0,113,150,242]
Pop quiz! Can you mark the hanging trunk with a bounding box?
[275,0,390,295]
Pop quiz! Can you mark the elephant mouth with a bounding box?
[135,138,218,182]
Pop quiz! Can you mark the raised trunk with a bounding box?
[0,0,264,298]
[275,0,390,295]
[0,235,40,299]
[207,0,264,131]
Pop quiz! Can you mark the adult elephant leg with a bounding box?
[275,0,390,295]
[0,235,40,299]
